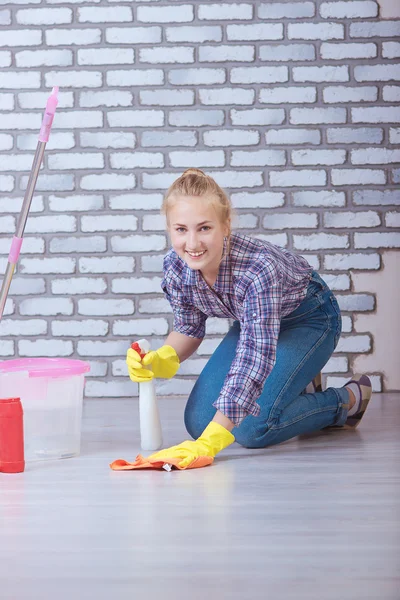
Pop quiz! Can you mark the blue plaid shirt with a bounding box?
[161,233,313,426]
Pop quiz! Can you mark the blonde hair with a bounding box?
[162,169,233,246]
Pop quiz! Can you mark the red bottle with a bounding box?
[0,397,25,473]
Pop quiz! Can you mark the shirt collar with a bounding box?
[181,250,232,291]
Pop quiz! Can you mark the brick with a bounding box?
[231,66,288,83]
[322,356,348,373]
[260,44,315,61]
[389,128,400,144]
[331,169,385,185]
[203,129,260,146]
[15,49,72,67]
[77,340,126,358]
[197,339,224,355]
[259,2,315,18]
[0,176,14,192]
[327,127,383,144]
[355,65,400,82]
[382,86,400,102]
[78,6,132,23]
[81,215,138,232]
[0,9,10,24]
[0,318,47,337]
[0,51,11,67]
[138,298,171,314]
[9,278,45,295]
[111,235,166,252]
[138,5,193,23]
[263,213,317,229]
[78,299,134,316]
[199,45,254,62]
[0,155,34,171]
[141,255,164,272]
[18,91,73,109]
[349,21,400,38]
[0,94,13,111]
[382,42,400,59]
[19,133,75,151]
[79,257,135,274]
[140,90,194,106]
[80,174,136,191]
[19,257,76,274]
[178,359,208,376]
[318,273,350,291]
[48,153,104,170]
[46,70,102,88]
[169,68,225,85]
[386,212,400,228]
[108,69,164,87]
[52,320,109,338]
[231,191,285,208]
[334,335,371,353]
[323,86,377,104]
[351,148,400,165]
[290,107,346,124]
[354,232,400,249]
[111,277,162,294]
[142,215,165,231]
[16,8,72,24]
[86,362,107,378]
[80,131,136,148]
[113,318,168,336]
[270,170,326,187]
[46,28,101,46]
[198,3,252,20]
[0,29,41,47]
[165,26,222,43]
[52,277,107,295]
[0,237,44,254]
[78,48,134,66]
[0,196,43,213]
[324,253,380,270]
[53,111,103,129]
[293,66,348,83]
[142,131,197,147]
[231,150,285,166]
[140,47,194,64]
[392,169,400,184]
[254,233,288,247]
[107,110,163,128]
[169,109,224,127]
[266,128,321,145]
[49,236,106,253]
[293,233,349,250]
[0,72,40,89]
[353,190,400,205]
[288,23,344,40]
[320,1,378,18]
[320,42,377,59]
[169,150,225,168]
[199,87,254,105]
[236,213,258,229]
[19,340,73,357]
[260,86,316,104]
[106,26,161,45]
[110,152,164,169]
[292,191,345,207]
[0,133,13,150]
[336,295,374,311]
[49,195,103,212]
[292,149,346,165]
[324,210,380,228]
[227,24,283,41]
[24,215,76,233]
[109,194,162,210]
[20,298,73,316]
[231,108,284,125]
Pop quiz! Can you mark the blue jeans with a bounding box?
[184,271,350,448]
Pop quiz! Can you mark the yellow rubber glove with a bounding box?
[147,422,235,469]
[141,345,180,379]
[126,347,155,382]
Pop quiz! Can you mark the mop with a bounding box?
[0,87,59,320]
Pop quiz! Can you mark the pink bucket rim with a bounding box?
[0,358,91,378]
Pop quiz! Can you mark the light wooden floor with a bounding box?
[1,394,399,600]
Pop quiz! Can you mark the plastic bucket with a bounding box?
[0,358,90,462]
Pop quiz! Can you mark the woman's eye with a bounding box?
[200,226,211,231]
[176,227,185,233]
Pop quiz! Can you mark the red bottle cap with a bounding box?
[131,342,146,359]
[0,397,25,474]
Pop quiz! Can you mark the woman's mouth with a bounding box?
[186,250,206,259]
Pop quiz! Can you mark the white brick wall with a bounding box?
[0,0,398,396]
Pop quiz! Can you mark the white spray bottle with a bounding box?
[134,339,163,452]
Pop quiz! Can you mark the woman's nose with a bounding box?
[187,231,198,249]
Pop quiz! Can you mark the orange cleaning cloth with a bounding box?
[110,454,213,471]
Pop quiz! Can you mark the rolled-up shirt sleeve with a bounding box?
[161,275,207,339]
[213,261,284,426]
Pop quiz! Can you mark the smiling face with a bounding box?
[167,195,229,285]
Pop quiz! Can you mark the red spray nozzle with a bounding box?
[131,342,146,359]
